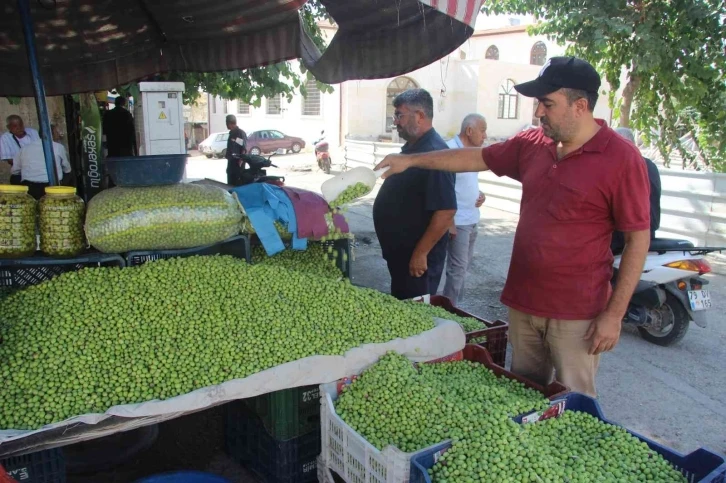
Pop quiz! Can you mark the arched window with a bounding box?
[498,79,519,120]
[530,41,547,66]
[485,45,499,60]
[385,76,418,132]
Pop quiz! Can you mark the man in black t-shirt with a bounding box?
[225,114,247,186]
[103,96,136,157]
[611,127,661,253]
[373,89,457,299]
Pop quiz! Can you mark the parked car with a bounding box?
[246,130,305,155]
[199,131,228,158]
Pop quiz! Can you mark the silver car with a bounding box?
[199,131,229,158]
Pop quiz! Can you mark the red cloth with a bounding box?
[281,187,349,239]
[482,120,650,320]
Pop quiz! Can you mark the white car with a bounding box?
[199,131,229,158]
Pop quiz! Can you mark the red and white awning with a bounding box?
[421,0,482,27]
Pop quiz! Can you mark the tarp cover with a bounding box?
[0,318,465,457]
[0,0,481,96]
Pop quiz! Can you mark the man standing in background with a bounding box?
[611,126,661,252]
[0,115,40,184]
[373,89,456,300]
[103,96,136,157]
[12,124,71,199]
[443,114,487,305]
[225,114,247,186]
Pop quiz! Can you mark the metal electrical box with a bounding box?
[138,82,186,155]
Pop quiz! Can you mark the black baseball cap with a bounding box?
[514,56,601,98]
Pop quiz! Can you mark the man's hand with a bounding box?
[449,225,457,240]
[475,191,486,208]
[585,312,622,355]
[409,251,428,278]
[375,154,413,179]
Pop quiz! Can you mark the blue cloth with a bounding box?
[230,184,307,256]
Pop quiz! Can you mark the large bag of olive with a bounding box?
[86,184,242,253]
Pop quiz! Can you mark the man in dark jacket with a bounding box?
[225,114,247,186]
[372,89,456,299]
[103,96,136,157]
[611,127,661,253]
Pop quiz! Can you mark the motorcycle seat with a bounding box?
[649,238,695,252]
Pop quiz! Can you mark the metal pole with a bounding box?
[17,0,58,185]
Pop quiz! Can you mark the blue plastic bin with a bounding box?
[411,393,726,483]
[133,471,231,483]
[106,154,187,187]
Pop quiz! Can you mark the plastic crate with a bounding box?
[320,381,445,483]
[224,404,320,483]
[320,346,566,483]
[106,154,187,187]
[1,448,66,483]
[426,295,509,367]
[251,237,352,278]
[236,385,321,441]
[411,394,726,483]
[457,345,568,400]
[125,235,251,266]
[0,253,126,289]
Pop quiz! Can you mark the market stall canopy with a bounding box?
[0,0,481,96]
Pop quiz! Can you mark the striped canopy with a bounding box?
[0,0,481,96]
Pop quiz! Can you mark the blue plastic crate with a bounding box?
[133,472,231,483]
[411,393,726,483]
[106,154,187,187]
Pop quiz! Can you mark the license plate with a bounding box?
[688,290,712,311]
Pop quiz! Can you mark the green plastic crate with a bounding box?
[240,385,321,441]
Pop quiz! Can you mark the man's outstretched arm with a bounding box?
[375,148,488,179]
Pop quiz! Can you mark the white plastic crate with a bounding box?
[319,381,447,483]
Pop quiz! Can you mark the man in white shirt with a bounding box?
[442,114,487,305]
[12,125,71,199]
[0,115,40,184]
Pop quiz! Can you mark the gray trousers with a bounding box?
[442,223,478,306]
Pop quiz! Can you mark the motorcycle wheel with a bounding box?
[637,292,690,346]
[324,158,331,174]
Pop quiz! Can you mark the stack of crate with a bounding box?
[224,386,322,483]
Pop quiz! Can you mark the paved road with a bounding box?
[186,153,726,458]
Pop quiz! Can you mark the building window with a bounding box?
[530,41,547,66]
[532,99,541,126]
[302,80,321,116]
[223,100,228,114]
[237,101,250,115]
[385,76,419,133]
[498,79,519,120]
[485,45,499,60]
[266,95,282,115]
[212,97,217,114]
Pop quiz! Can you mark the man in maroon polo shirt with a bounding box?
[374,57,651,397]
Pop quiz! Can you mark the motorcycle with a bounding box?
[314,130,332,174]
[615,238,722,346]
[229,153,285,187]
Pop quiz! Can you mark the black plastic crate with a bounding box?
[225,403,320,483]
[235,385,320,441]
[0,253,126,289]
[251,237,352,278]
[125,235,251,267]
[1,448,66,483]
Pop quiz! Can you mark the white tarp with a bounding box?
[0,318,465,448]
